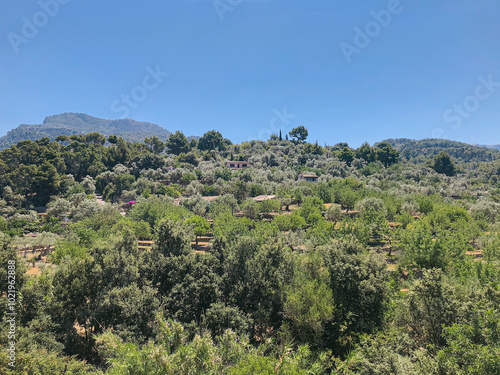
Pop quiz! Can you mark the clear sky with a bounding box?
[1,0,499,147]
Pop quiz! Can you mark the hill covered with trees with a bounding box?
[1,128,500,374]
[385,138,500,163]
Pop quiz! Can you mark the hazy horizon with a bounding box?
[2,111,500,149]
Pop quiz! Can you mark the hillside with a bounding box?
[3,129,500,373]
[0,113,186,149]
[384,138,500,163]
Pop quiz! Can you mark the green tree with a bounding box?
[325,204,342,223]
[155,218,193,257]
[356,142,376,162]
[361,206,389,239]
[203,302,252,337]
[273,213,307,231]
[81,175,96,194]
[408,269,459,346]
[319,238,389,350]
[283,276,334,345]
[278,194,292,211]
[333,142,349,151]
[197,130,229,152]
[166,131,190,155]
[84,132,106,146]
[336,188,359,213]
[339,147,355,166]
[48,228,160,363]
[128,196,192,229]
[107,134,118,144]
[375,141,399,167]
[223,237,295,329]
[51,241,88,264]
[438,316,500,374]
[46,198,72,219]
[144,136,165,154]
[432,151,456,176]
[289,126,309,143]
[95,316,327,375]
[241,199,259,220]
[258,199,281,215]
[0,350,96,375]
[297,196,324,219]
[189,138,198,150]
[55,134,69,143]
[184,215,210,245]
[210,194,240,217]
[399,220,446,269]
[303,142,323,155]
[160,253,220,323]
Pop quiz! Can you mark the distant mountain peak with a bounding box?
[0,113,194,150]
[473,143,500,150]
[42,112,99,124]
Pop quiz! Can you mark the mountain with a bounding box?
[384,138,500,163]
[0,113,189,149]
[474,143,500,151]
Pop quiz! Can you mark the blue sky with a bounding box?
[1,0,499,147]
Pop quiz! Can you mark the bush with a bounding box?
[273,214,307,231]
[241,200,259,220]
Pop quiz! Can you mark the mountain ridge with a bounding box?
[473,143,500,150]
[383,137,500,163]
[0,113,196,149]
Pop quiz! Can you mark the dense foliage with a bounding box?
[2,129,500,374]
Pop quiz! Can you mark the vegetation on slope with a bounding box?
[1,127,500,374]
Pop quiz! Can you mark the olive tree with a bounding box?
[325,204,342,223]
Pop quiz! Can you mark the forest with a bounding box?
[1,128,500,374]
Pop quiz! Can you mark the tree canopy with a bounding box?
[2,129,500,374]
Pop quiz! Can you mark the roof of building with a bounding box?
[252,195,277,202]
[299,172,319,178]
[201,196,220,202]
